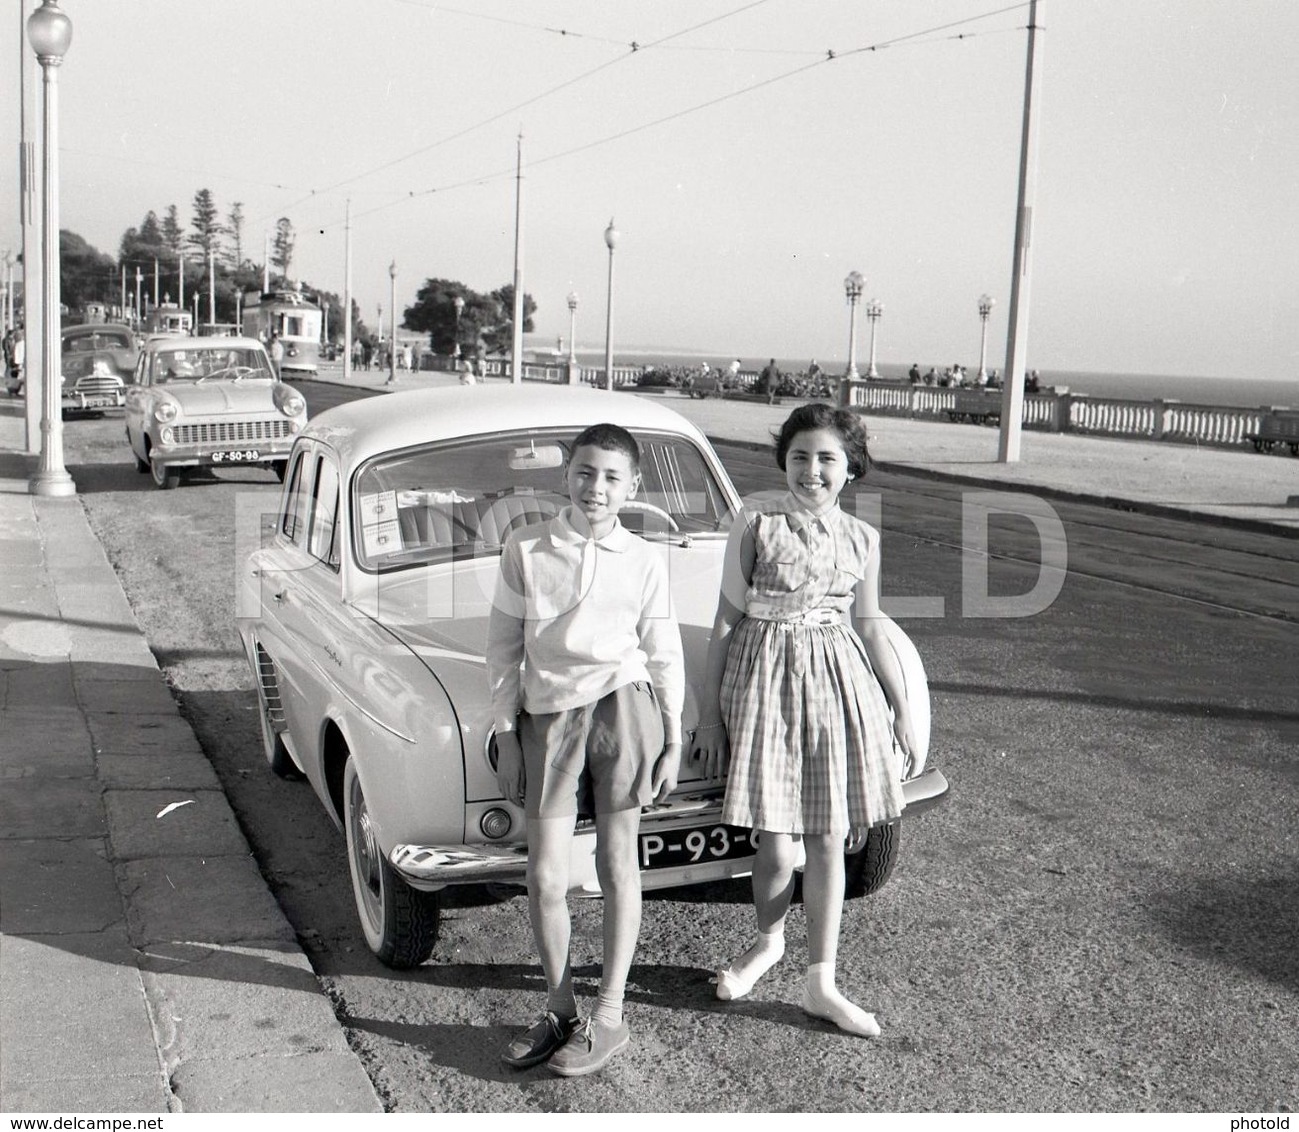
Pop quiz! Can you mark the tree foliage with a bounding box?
[403,278,535,355]
[188,188,222,259]
[161,206,185,260]
[59,230,118,310]
[119,210,165,270]
[272,217,295,282]
[226,202,245,268]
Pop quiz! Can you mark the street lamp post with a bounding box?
[865,297,883,379]
[566,290,579,363]
[843,271,864,381]
[208,249,216,327]
[1,250,13,330]
[977,293,996,381]
[452,294,464,360]
[387,260,397,386]
[602,220,619,391]
[26,0,74,498]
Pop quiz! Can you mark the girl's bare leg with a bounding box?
[715,831,797,1000]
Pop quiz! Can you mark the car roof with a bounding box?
[302,385,716,469]
[142,335,267,354]
[63,322,134,336]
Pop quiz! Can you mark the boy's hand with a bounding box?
[495,730,525,806]
[651,742,683,804]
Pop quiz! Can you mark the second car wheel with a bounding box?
[843,819,900,899]
[343,756,440,968]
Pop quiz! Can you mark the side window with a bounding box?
[308,457,341,570]
[281,450,308,544]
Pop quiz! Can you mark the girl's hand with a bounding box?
[845,826,868,854]
[892,710,922,778]
[689,722,729,782]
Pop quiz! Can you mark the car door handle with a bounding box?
[272,590,288,604]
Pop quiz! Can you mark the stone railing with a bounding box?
[842,379,1285,451]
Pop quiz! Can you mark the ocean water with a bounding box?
[569,348,1295,410]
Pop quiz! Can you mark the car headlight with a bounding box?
[160,427,174,444]
[273,386,305,416]
[154,401,178,423]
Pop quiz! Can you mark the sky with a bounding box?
[2,0,1297,380]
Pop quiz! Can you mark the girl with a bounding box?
[690,403,916,1038]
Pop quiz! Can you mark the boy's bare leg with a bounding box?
[801,834,879,1036]
[527,814,579,1018]
[714,830,794,999]
[590,807,643,1027]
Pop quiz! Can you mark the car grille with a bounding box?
[172,419,291,444]
[71,376,123,396]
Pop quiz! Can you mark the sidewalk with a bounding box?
[0,405,382,1113]
[1,370,1294,1113]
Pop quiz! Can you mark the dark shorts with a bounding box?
[519,682,665,819]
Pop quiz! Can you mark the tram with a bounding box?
[240,289,322,376]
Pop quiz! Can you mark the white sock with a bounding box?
[803,961,880,1037]
[714,926,785,1001]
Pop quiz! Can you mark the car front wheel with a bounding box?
[149,455,181,490]
[343,756,440,968]
[843,819,900,899]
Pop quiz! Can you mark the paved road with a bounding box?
[56,388,1298,1112]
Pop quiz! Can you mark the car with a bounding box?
[61,321,139,382]
[236,386,949,968]
[60,351,129,415]
[124,335,308,489]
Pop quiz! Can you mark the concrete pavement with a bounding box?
[1,369,1294,1113]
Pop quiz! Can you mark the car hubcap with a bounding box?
[348,774,384,931]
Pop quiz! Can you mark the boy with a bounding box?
[487,422,684,1077]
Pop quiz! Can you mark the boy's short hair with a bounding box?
[570,422,640,469]
[773,403,871,479]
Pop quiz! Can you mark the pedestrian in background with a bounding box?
[489,423,685,1076]
[268,332,284,380]
[691,403,915,1038]
[759,358,782,405]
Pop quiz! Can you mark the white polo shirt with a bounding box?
[486,506,685,745]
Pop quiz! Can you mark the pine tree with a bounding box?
[271,217,295,283]
[188,188,222,260]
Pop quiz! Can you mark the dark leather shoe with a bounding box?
[500,1011,580,1069]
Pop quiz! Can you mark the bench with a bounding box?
[947,391,1002,425]
[1244,413,1299,455]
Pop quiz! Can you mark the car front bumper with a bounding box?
[391,767,949,892]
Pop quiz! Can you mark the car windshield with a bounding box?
[154,347,273,383]
[354,428,733,570]
[65,330,132,353]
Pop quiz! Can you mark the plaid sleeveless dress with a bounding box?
[719,498,905,836]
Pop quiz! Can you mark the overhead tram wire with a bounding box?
[327,1,1035,230]
[252,0,774,229]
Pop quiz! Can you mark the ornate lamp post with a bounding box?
[452,294,464,360]
[1,250,13,331]
[387,260,397,386]
[843,271,864,381]
[602,220,619,391]
[27,0,74,498]
[865,297,883,379]
[977,292,996,382]
[566,291,579,365]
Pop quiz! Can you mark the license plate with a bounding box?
[83,396,116,408]
[211,449,261,463]
[638,823,758,870]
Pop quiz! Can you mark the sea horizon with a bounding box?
[540,342,1295,411]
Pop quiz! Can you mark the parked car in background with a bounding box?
[124,336,307,489]
[237,386,948,968]
[62,321,139,381]
[60,352,128,415]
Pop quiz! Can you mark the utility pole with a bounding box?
[997,0,1045,463]
[20,0,43,454]
[343,198,352,380]
[510,130,524,385]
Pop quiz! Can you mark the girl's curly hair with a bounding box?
[773,403,871,479]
